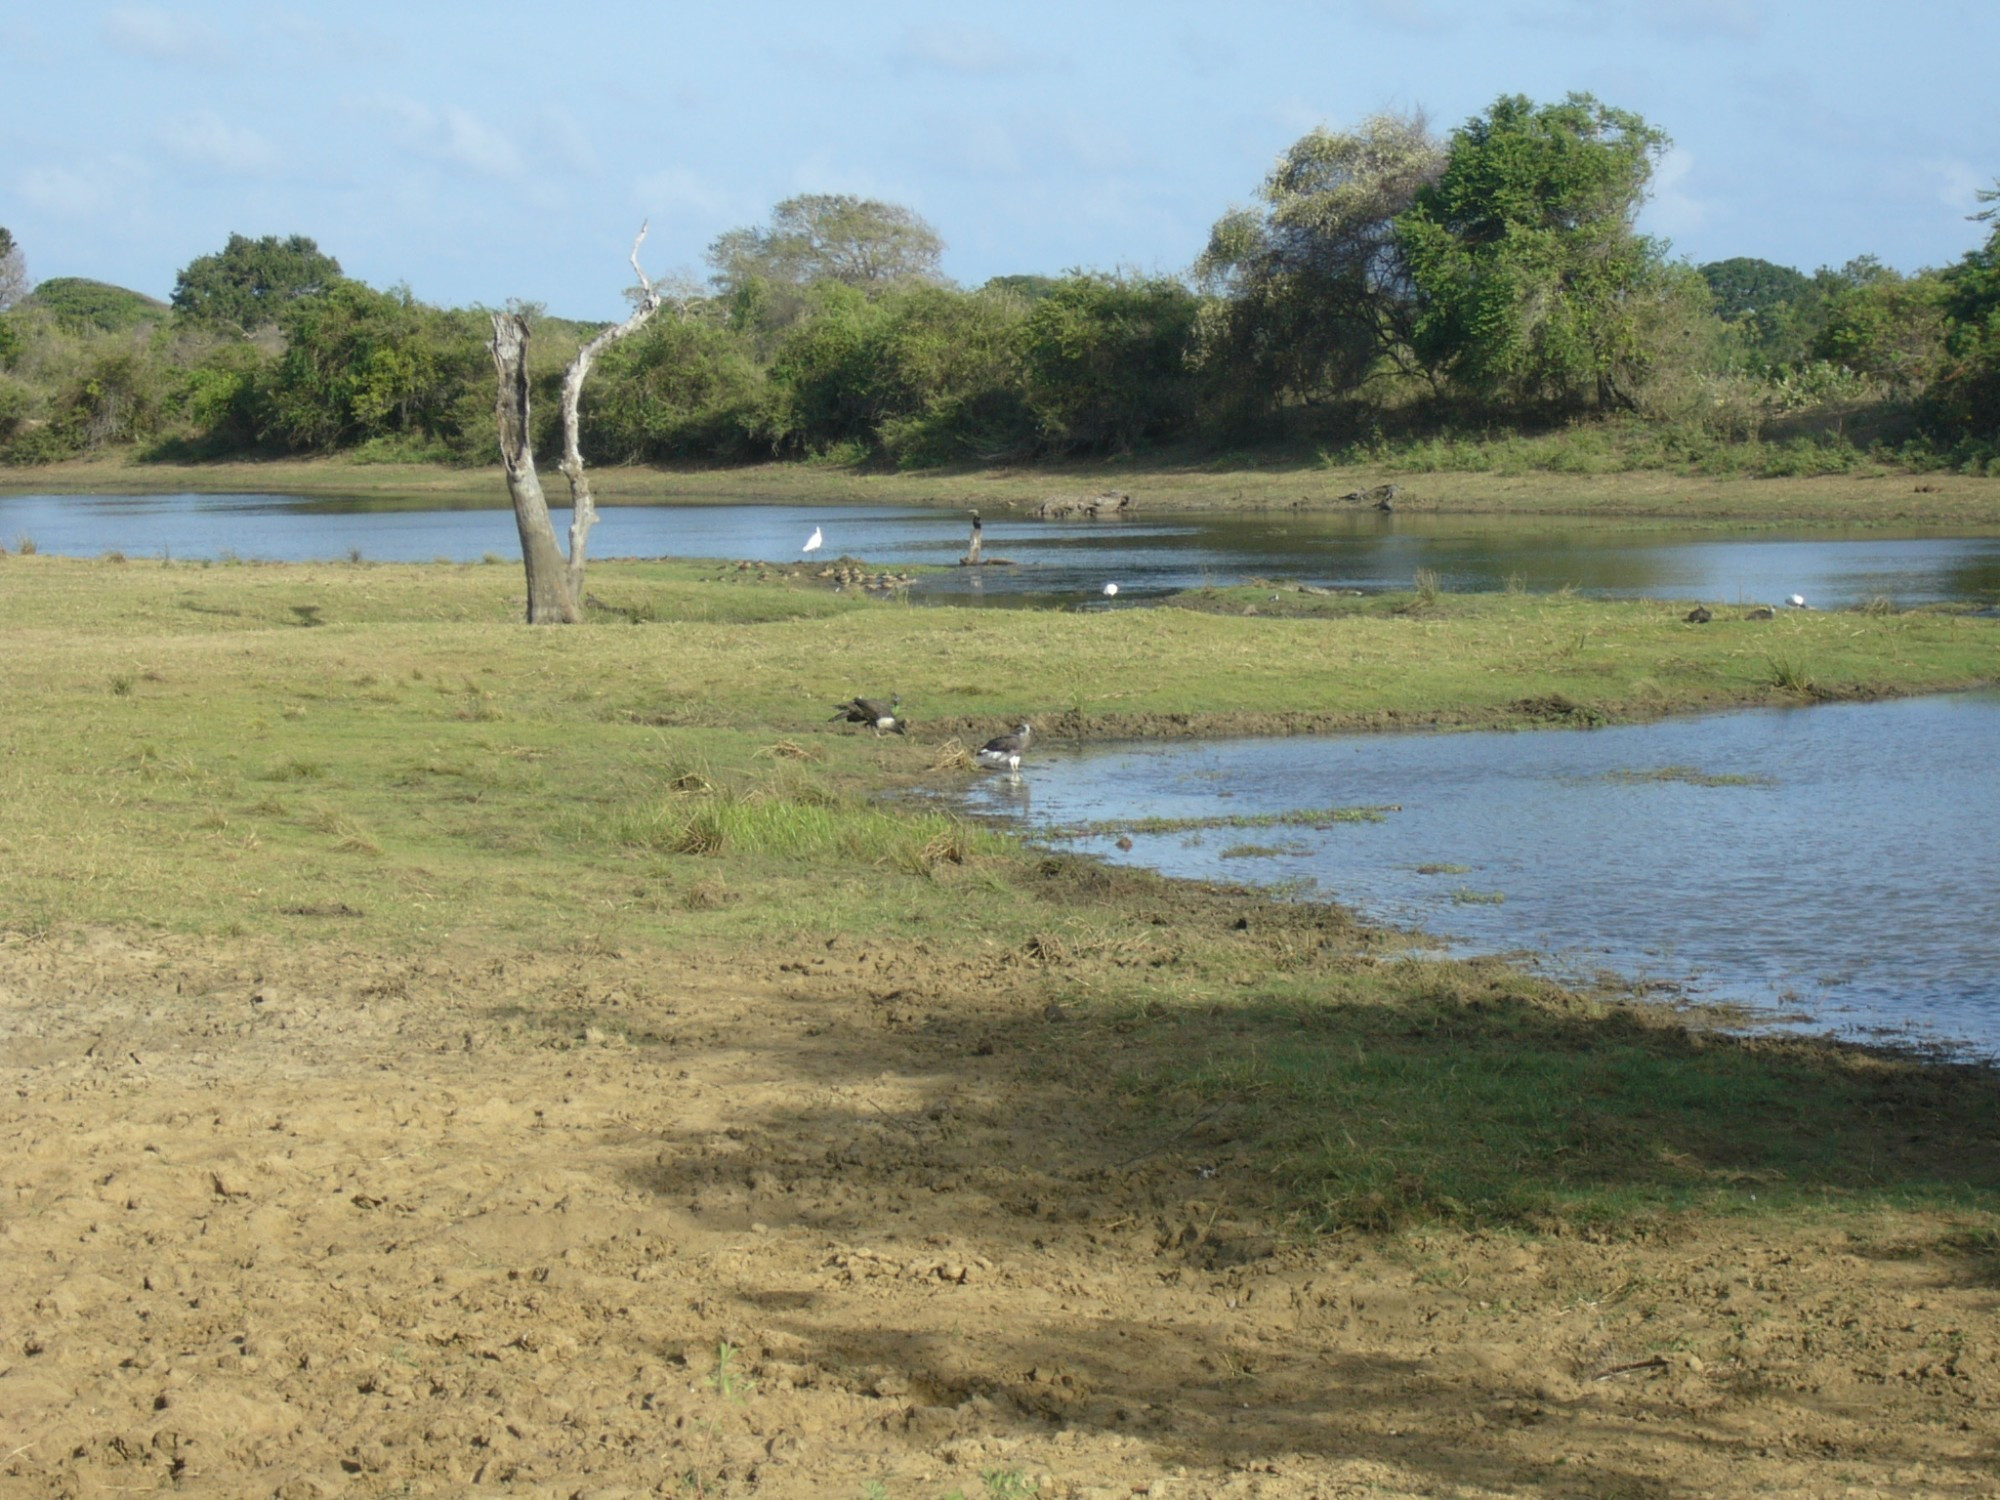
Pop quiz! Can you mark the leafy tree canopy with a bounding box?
[1699,257,1812,322]
[171,233,342,333]
[1195,112,1445,404]
[1017,273,1201,454]
[1397,92,1678,414]
[707,195,946,297]
[0,226,27,310]
[981,274,1063,303]
[1933,200,2000,437]
[21,277,171,334]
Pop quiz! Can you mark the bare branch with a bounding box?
[555,225,671,600]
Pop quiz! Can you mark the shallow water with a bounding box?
[4,491,1999,608]
[958,694,2000,1057]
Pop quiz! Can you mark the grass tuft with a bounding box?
[1768,655,1816,693]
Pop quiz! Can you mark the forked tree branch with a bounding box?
[557,223,669,600]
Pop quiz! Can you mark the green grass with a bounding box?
[1,552,1993,948]
[4,553,1997,1239]
[1107,958,2000,1233]
[1600,765,1775,788]
[1050,806,1394,838]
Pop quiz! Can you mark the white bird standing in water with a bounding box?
[803,526,824,556]
[1102,582,1119,597]
[1787,593,1807,609]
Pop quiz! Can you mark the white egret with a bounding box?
[803,526,824,555]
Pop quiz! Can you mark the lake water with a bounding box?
[957,694,2000,1058]
[4,491,2000,609]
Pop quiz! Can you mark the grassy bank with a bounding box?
[10,447,2000,527]
[5,552,1997,1234]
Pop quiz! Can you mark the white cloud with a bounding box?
[102,6,227,64]
[260,10,398,63]
[630,166,739,224]
[896,24,1035,75]
[1345,0,1457,35]
[156,109,280,176]
[18,157,143,220]
[931,120,1027,179]
[1931,159,1991,217]
[536,110,602,178]
[437,108,524,179]
[1059,118,1139,174]
[1644,146,1711,239]
[356,96,526,179]
[1645,0,1762,42]
[1176,29,1239,78]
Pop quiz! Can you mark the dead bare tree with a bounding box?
[490,226,668,623]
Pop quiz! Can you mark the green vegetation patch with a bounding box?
[1108,959,2000,1234]
[1600,764,1775,788]
[4,555,1998,1240]
[1050,805,1395,839]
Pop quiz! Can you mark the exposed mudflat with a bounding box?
[3,927,1995,1498]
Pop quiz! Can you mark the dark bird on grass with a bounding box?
[977,721,1033,773]
[1685,605,1712,624]
[830,695,906,736]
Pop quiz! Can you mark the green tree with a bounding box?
[1195,113,1445,407]
[584,310,769,462]
[262,280,482,452]
[1017,274,1201,454]
[762,282,892,454]
[1932,188,2000,440]
[867,285,1032,464]
[1397,93,1684,415]
[761,283,1032,463]
[1700,257,1813,323]
[21,278,171,334]
[168,340,271,454]
[708,195,945,298]
[171,233,342,333]
[1810,262,1947,398]
[0,227,28,310]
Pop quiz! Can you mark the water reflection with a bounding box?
[959,694,2000,1058]
[2,491,1998,608]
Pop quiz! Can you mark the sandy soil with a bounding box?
[3,926,1995,1499]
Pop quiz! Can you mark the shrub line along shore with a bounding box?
[9,451,2000,527]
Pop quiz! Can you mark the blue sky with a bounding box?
[4,1,1996,322]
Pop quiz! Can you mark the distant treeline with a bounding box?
[1,94,1995,474]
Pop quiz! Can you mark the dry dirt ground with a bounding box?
[2,928,1996,1499]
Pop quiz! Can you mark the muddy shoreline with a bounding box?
[5,925,1995,1498]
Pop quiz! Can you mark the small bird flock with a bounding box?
[813,518,1127,779]
[829,691,1034,777]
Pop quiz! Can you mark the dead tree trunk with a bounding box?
[490,226,667,624]
[491,315,579,622]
